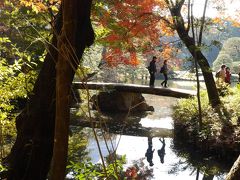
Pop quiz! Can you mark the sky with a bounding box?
[193,0,240,18]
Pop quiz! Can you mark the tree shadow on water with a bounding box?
[170,140,231,180]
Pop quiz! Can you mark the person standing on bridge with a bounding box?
[148,56,157,87]
[160,60,168,88]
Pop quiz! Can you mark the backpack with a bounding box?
[215,71,220,78]
[160,66,164,73]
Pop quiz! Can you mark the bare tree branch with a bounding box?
[198,0,208,45]
[186,0,191,32]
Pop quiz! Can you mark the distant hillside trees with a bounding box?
[213,37,240,72]
[213,54,233,71]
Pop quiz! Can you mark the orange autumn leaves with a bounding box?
[5,0,240,68]
[103,49,139,67]
[95,0,173,67]
[14,0,182,68]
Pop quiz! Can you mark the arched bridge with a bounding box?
[72,82,196,98]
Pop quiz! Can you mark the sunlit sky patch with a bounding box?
[193,0,240,18]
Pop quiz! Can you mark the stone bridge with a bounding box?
[72,82,196,98]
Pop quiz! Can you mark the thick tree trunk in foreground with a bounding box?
[167,1,221,107]
[226,155,240,180]
[51,0,94,179]
[6,0,94,179]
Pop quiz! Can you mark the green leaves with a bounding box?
[67,154,126,180]
[0,164,7,172]
[0,37,11,43]
[0,52,37,158]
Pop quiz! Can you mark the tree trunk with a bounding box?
[202,173,214,180]
[177,29,220,107]
[5,0,94,179]
[226,155,240,180]
[51,0,94,179]
[167,1,221,107]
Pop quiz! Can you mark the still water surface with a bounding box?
[85,80,226,179]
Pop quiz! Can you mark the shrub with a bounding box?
[173,87,240,144]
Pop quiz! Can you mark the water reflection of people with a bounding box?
[157,138,166,164]
[145,137,155,166]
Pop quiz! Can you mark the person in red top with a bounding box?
[225,67,231,84]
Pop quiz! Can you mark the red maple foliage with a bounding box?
[93,0,177,67]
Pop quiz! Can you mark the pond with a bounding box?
[84,94,226,179]
[70,79,235,179]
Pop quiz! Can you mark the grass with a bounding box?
[172,84,240,161]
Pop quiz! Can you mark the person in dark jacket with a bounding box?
[148,56,157,87]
